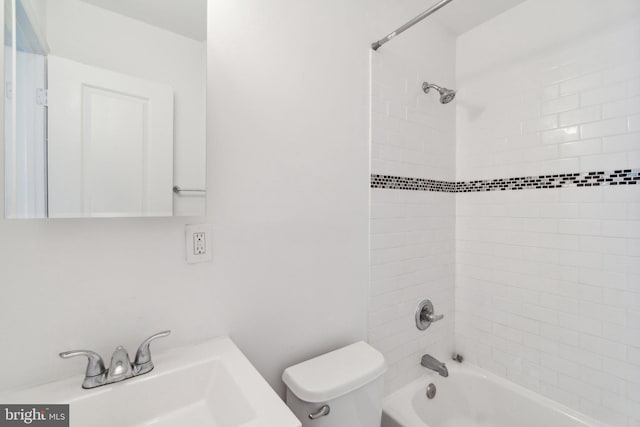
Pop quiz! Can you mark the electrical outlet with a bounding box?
[185,224,212,264]
[194,232,206,255]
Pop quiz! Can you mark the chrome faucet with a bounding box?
[60,330,171,389]
[421,354,449,377]
[105,346,134,383]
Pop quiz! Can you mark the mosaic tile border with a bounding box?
[370,175,456,192]
[371,168,640,193]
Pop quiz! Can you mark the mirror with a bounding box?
[4,0,206,218]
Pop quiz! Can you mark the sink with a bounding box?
[0,337,301,427]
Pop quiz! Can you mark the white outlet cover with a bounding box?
[185,224,213,264]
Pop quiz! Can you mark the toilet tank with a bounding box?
[282,341,387,427]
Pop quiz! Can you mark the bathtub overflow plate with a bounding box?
[426,383,436,399]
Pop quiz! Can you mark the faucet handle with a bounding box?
[415,299,444,330]
[426,313,444,322]
[59,350,106,378]
[133,330,171,374]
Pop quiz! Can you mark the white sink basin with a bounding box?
[0,337,301,427]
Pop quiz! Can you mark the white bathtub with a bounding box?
[382,363,608,427]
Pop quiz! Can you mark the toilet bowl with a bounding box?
[282,341,387,427]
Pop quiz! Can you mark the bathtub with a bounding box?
[382,363,607,427]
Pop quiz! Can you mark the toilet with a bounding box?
[282,341,387,426]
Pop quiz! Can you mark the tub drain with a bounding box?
[426,383,436,399]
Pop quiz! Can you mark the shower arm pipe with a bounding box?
[371,0,454,51]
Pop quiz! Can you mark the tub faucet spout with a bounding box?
[421,354,448,377]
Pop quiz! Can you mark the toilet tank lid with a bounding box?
[282,341,387,403]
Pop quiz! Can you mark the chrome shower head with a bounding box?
[439,89,456,104]
[422,82,457,104]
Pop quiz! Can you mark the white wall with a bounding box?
[368,1,457,394]
[0,0,370,398]
[44,0,207,216]
[207,0,370,394]
[456,1,640,425]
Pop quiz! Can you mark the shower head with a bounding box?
[422,82,457,104]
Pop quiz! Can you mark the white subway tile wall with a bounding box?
[456,187,640,426]
[369,26,457,395]
[371,47,456,182]
[370,189,455,394]
[457,22,640,181]
[456,4,640,426]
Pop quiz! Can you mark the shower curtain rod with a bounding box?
[371,0,454,51]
